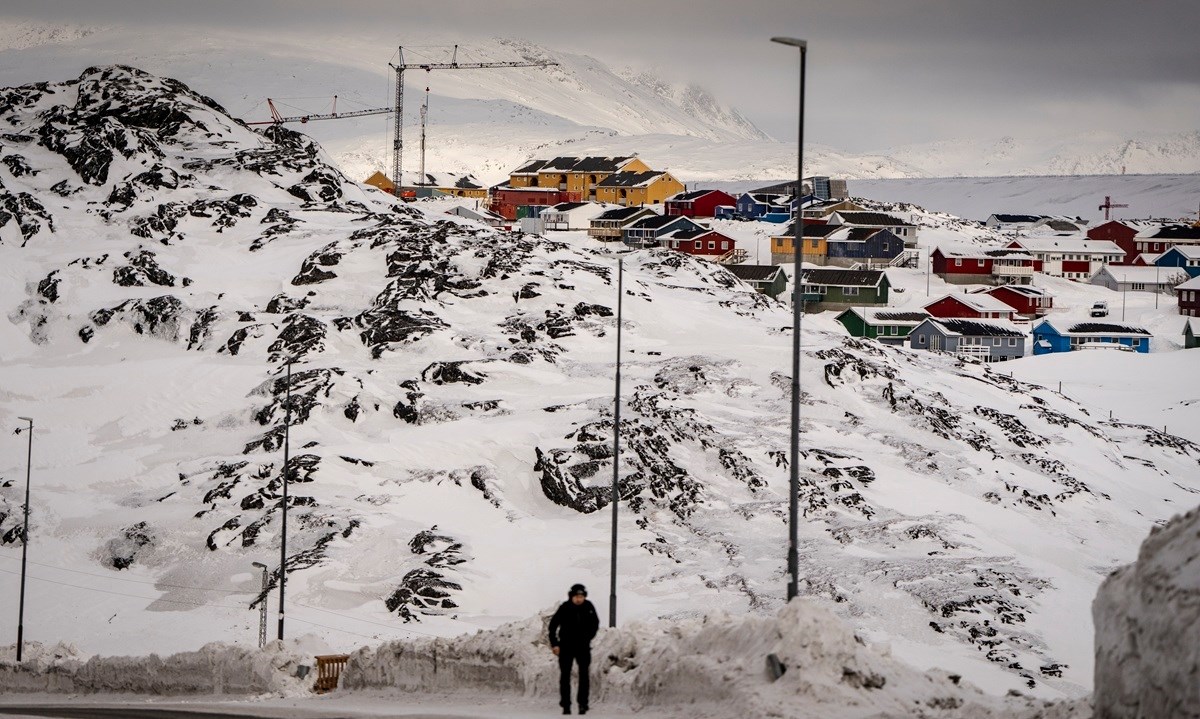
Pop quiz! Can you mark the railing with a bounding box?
[716,248,749,265]
[993,265,1034,276]
[313,654,350,693]
[890,249,921,268]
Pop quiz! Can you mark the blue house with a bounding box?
[1031,319,1152,355]
[735,192,789,220]
[826,228,905,267]
[622,215,705,248]
[1154,245,1200,279]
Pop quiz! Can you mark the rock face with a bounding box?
[1092,505,1200,718]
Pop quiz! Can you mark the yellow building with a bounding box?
[593,171,684,207]
[364,171,395,194]
[506,156,649,200]
[770,222,836,265]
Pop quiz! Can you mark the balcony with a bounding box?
[993,264,1034,277]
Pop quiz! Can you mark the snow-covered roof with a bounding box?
[838,307,930,325]
[1175,275,1200,290]
[1011,238,1123,254]
[918,317,1025,337]
[831,211,914,227]
[726,264,783,283]
[1034,319,1152,337]
[1158,245,1200,260]
[989,213,1045,224]
[597,171,670,188]
[984,284,1051,299]
[1095,265,1180,283]
[1184,317,1200,336]
[801,268,887,287]
[925,292,1017,314]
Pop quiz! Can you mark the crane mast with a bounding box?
[388,45,558,190]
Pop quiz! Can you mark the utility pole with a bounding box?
[277,360,292,642]
[389,45,558,190]
[252,562,268,649]
[15,417,33,663]
[609,257,624,629]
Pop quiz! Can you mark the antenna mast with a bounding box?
[388,44,558,193]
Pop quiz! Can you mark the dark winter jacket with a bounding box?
[548,599,600,649]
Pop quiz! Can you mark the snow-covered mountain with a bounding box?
[0,20,1194,184]
[1,66,1198,702]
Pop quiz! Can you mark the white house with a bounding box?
[1007,237,1123,280]
[445,205,507,229]
[1090,265,1187,293]
[541,201,622,231]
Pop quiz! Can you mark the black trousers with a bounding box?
[558,647,591,709]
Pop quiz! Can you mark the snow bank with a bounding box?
[1093,504,1200,718]
[342,598,1055,718]
[0,640,308,696]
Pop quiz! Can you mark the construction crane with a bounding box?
[1099,195,1129,222]
[389,45,558,190]
[245,97,393,126]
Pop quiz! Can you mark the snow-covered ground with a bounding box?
[1,64,1198,715]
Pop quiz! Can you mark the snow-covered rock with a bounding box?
[1092,505,1200,718]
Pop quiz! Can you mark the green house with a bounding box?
[801,268,890,311]
[1185,317,1200,349]
[836,307,930,345]
[726,264,787,299]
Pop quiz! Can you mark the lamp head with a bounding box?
[18,416,32,422]
[771,37,807,49]
[252,562,267,569]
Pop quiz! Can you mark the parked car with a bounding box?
[1090,301,1109,317]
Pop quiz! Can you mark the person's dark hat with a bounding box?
[569,583,587,597]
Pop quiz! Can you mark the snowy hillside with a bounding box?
[1,67,1199,703]
[0,20,1195,183]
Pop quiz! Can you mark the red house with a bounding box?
[931,246,1041,285]
[923,293,1019,321]
[488,185,579,220]
[1177,276,1200,317]
[660,228,740,258]
[978,285,1053,317]
[1086,220,1175,265]
[665,189,737,218]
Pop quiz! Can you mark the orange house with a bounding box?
[770,222,836,265]
[594,171,684,207]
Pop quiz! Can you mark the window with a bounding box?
[918,334,927,345]
[694,241,702,249]
[1132,283,1145,291]
[993,338,1001,346]
[708,241,716,249]
[1154,243,1161,251]
[810,239,819,248]
[978,259,985,267]
[955,259,963,267]
[844,287,859,296]
[882,243,889,252]
[721,241,729,250]
[1008,338,1017,346]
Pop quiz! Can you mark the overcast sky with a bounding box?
[2,0,1198,151]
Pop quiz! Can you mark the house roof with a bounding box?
[1149,224,1200,240]
[594,206,655,222]
[984,284,1050,299]
[727,264,783,282]
[547,202,588,212]
[838,307,929,325]
[990,213,1046,223]
[1185,317,1200,336]
[1035,320,1151,336]
[569,156,635,173]
[629,214,692,230]
[1096,265,1179,283]
[1159,245,1200,260]
[921,318,1026,337]
[512,159,551,175]
[1010,238,1123,254]
[801,268,887,288]
[668,189,727,202]
[833,211,914,227]
[1175,275,1200,290]
[775,222,839,239]
[740,192,789,204]
[842,227,883,242]
[924,293,1017,314]
[597,171,669,188]
[445,205,503,222]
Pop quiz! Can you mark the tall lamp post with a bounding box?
[278,360,293,641]
[609,257,624,628]
[772,36,807,602]
[15,416,33,662]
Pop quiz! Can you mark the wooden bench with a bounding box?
[313,653,350,693]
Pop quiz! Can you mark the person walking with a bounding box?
[548,583,600,715]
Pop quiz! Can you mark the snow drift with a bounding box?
[1093,504,1200,718]
[0,640,307,695]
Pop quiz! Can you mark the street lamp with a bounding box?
[15,416,33,662]
[772,36,807,603]
[609,257,624,628]
[278,359,293,641]
[251,562,269,649]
